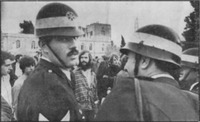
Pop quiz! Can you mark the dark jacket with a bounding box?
[96,61,120,100]
[95,77,199,121]
[17,59,81,121]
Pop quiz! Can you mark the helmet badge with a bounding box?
[66,11,76,21]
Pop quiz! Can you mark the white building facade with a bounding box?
[1,22,112,58]
[1,33,39,56]
[77,22,112,57]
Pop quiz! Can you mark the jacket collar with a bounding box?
[38,59,72,87]
[153,77,180,88]
[137,75,180,88]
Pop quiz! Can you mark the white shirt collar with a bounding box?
[60,68,71,81]
[41,56,71,81]
[40,56,51,63]
[151,74,174,80]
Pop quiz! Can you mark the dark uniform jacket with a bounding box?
[17,59,81,121]
[95,77,199,121]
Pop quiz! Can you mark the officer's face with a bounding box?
[124,52,136,77]
[1,59,13,76]
[48,37,79,68]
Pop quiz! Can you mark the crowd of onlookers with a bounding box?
[1,50,127,121]
[1,47,199,121]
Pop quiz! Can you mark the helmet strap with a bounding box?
[134,53,142,77]
[46,43,67,69]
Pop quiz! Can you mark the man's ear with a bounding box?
[39,41,49,54]
[140,56,151,69]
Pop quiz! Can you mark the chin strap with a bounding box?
[46,43,67,69]
[134,78,144,121]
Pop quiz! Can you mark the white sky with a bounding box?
[1,1,193,46]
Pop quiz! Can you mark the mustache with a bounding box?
[67,48,79,57]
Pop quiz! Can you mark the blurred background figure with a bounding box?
[1,51,15,121]
[9,54,23,87]
[116,54,129,77]
[96,54,121,104]
[12,56,36,120]
[179,47,199,94]
[74,50,98,121]
[13,54,23,77]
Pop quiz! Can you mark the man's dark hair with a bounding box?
[15,54,23,62]
[19,56,36,73]
[108,54,119,64]
[134,53,180,81]
[1,51,15,66]
[78,50,93,70]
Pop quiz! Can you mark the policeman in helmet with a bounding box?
[179,48,199,94]
[17,3,83,121]
[95,24,199,121]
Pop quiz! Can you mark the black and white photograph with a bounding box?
[1,1,199,121]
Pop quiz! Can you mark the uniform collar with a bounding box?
[41,57,72,80]
[151,74,174,80]
[60,68,71,81]
[38,59,72,87]
[40,56,51,63]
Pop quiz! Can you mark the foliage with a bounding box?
[182,1,199,50]
[19,20,34,34]
[120,35,126,48]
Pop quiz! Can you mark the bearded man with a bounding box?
[73,50,98,121]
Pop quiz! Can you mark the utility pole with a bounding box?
[134,17,139,31]
[106,3,110,24]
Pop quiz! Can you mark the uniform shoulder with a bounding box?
[22,65,58,90]
[114,76,135,90]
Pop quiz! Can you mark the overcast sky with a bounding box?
[1,1,193,46]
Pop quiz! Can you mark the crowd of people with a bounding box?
[1,2,199,121]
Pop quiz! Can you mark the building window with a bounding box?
[16,40,20,48]
[90,31,93,36]
[101,27,105,35]
[31,41,36,49]
[81,44,84,50]
[89,43,92,50]
[102,44,104,51]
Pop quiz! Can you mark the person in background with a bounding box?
[17,3,83,121]
[96,54,121,104]
[9,55,18,87]
[116,54,129,77]
[12,56,36,120]
[34,55,39,65]
[179,47,199,94]
[13,54,23,77]
[1,51,15,121]
[114,54,129,87]
[95,24,199,121]
[74,50,98,121]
